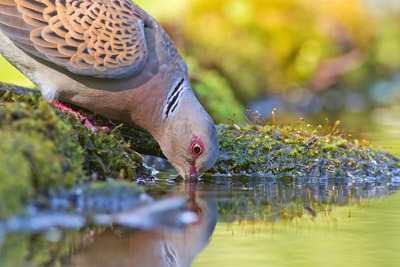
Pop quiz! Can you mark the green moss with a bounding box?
[0,134,32,220]
[0,92,151,180]
[0,102,85,185]
[0,92,150,220]
[0,94,85,219]
[210,115,400,178]
[69,121,150,179]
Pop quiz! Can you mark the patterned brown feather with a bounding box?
[0,0,151,78]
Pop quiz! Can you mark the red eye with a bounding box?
[192,143,203,155]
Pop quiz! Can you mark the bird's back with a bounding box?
[0,0,186,123]
[0,0,157,79]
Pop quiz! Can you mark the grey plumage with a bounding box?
[0,0,219,179]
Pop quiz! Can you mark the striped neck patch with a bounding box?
[163,78,185,119]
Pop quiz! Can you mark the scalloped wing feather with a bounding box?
[0,0,149,78]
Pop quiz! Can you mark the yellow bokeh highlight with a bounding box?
[0,55,35,88]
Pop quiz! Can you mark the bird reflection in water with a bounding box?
[62,182,218,267]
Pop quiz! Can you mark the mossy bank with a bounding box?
[0,92,151,220]
[211,115,400,179]
[1,90,399,221]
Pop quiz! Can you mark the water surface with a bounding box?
[1,118,400,267]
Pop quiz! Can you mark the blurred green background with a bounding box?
[139,0,400,124]
[1,0,400,150]
[1,2,400,265]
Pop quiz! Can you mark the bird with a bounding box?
[0,0,219,180]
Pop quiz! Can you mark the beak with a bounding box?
[189,162,198,181]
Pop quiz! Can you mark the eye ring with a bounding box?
[190,136,204,158]
[191,143,203,156]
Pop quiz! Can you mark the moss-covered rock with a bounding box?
[0,92,151,180]
[210,115,400,178]
[2,89,399,182]
[0,94,85,219]
[0,132,33,220]
[0,92,151,220]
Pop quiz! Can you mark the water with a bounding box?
[1,117,400,266]
[192,181,400,267]
[2,177,399,266]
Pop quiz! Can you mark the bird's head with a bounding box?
[155,78,219,180]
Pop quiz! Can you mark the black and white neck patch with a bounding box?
[163,78,185,119]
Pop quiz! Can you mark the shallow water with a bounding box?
[192,182,400,267]
[1,117,400,267]
[2,176,399,266]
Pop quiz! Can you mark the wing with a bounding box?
[0,0,150,78]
